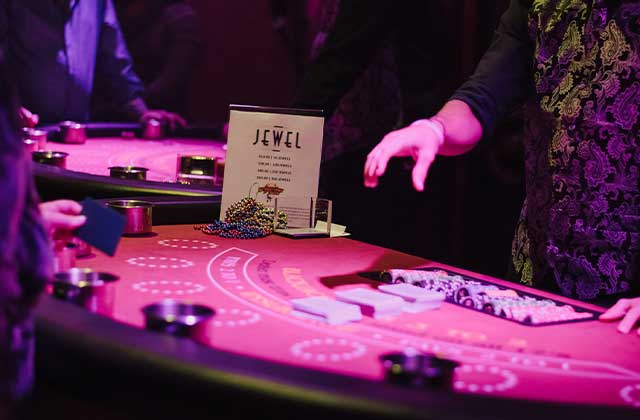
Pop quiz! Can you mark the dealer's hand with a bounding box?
[39,200,86,241]
[140,110,187,132]
[364,123,442,192]
[599,297,640,336]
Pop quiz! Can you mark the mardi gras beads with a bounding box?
[194,197,287,239]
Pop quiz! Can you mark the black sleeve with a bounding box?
[450,0,535,138]
[95,0,145,107]
[291,0,395,119]
[144,4,201,108]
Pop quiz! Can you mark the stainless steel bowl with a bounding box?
[177,155,217,176]
[108,166,149,181]
[59,121,87,144]
[32,150,68,168]
[23,128,48,150]
[23,139,38,154]
[142,118,165,139]
[52,242,77,273]
[106,199,153,235]
[52,268,119,312]
[379,350,459,389]
[142,300,215,338]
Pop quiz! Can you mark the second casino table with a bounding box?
[29,122,226,202]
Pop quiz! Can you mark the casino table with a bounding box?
[31,122,226,202]
[34,224,640,419]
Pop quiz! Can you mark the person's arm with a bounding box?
[364,100,482,191]
[364,0,533,192]
[95,0,147,120]
[451,0,534,139]
[143,4,201,108]
[292,0,395,118]
[96,0,186,129]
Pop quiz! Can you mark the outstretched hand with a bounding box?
[364,122,442,192]
[599,297,640,336]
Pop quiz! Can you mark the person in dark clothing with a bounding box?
[0,48,85,417]
[365,0,640,334]
[109,0,201,117]
[292,0,461,261]
[1,0,185,128]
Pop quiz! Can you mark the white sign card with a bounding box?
[221,105,324,225]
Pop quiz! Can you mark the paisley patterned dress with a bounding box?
[456,0,640,300]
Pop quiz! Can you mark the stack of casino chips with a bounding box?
[386,269,594,325]
[509,304,593,324]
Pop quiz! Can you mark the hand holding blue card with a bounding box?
[73,198,126,256]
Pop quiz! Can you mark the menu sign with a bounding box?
[221,105,324,220]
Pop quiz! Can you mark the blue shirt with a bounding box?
[1,0,144,123]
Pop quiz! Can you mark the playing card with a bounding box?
[334,288,404,317]
[73,198,126,256]
[291,296,362,325]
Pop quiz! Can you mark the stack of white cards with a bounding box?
[290,296,362,325]
[378,283,446,313]
[334,288,405,318]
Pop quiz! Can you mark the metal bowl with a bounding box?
[51,268,119,311]
[23,128,48,150]
[52,242,77,273]
[142,300,215,338]
[108,166,149,181]
[32,150,68,168]
[142,118,165,139]
[106,199,153,235]
[177,155,217,177]
[380,350,459,389]
[23,139,38,154]
[59,121,87,144]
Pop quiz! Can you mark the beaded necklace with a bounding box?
[195,197,288,239]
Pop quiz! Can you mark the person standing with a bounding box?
[365,0,640,333]
[1,0,185,128]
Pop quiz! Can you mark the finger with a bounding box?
[363,154,379,188]
[43,199,83,215]
[599,299,631,321]
[412,149,435,192]
[174,114,187,128]
[364,149,380,179]
[363,170,379,188]
[617,305,640,334]
[46,213,87,231]
[20,108,38,128]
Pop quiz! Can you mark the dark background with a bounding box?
[179,0,519,279]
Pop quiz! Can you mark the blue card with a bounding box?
[73,198,126,256]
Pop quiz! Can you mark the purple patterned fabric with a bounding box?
[512,0,640,299]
